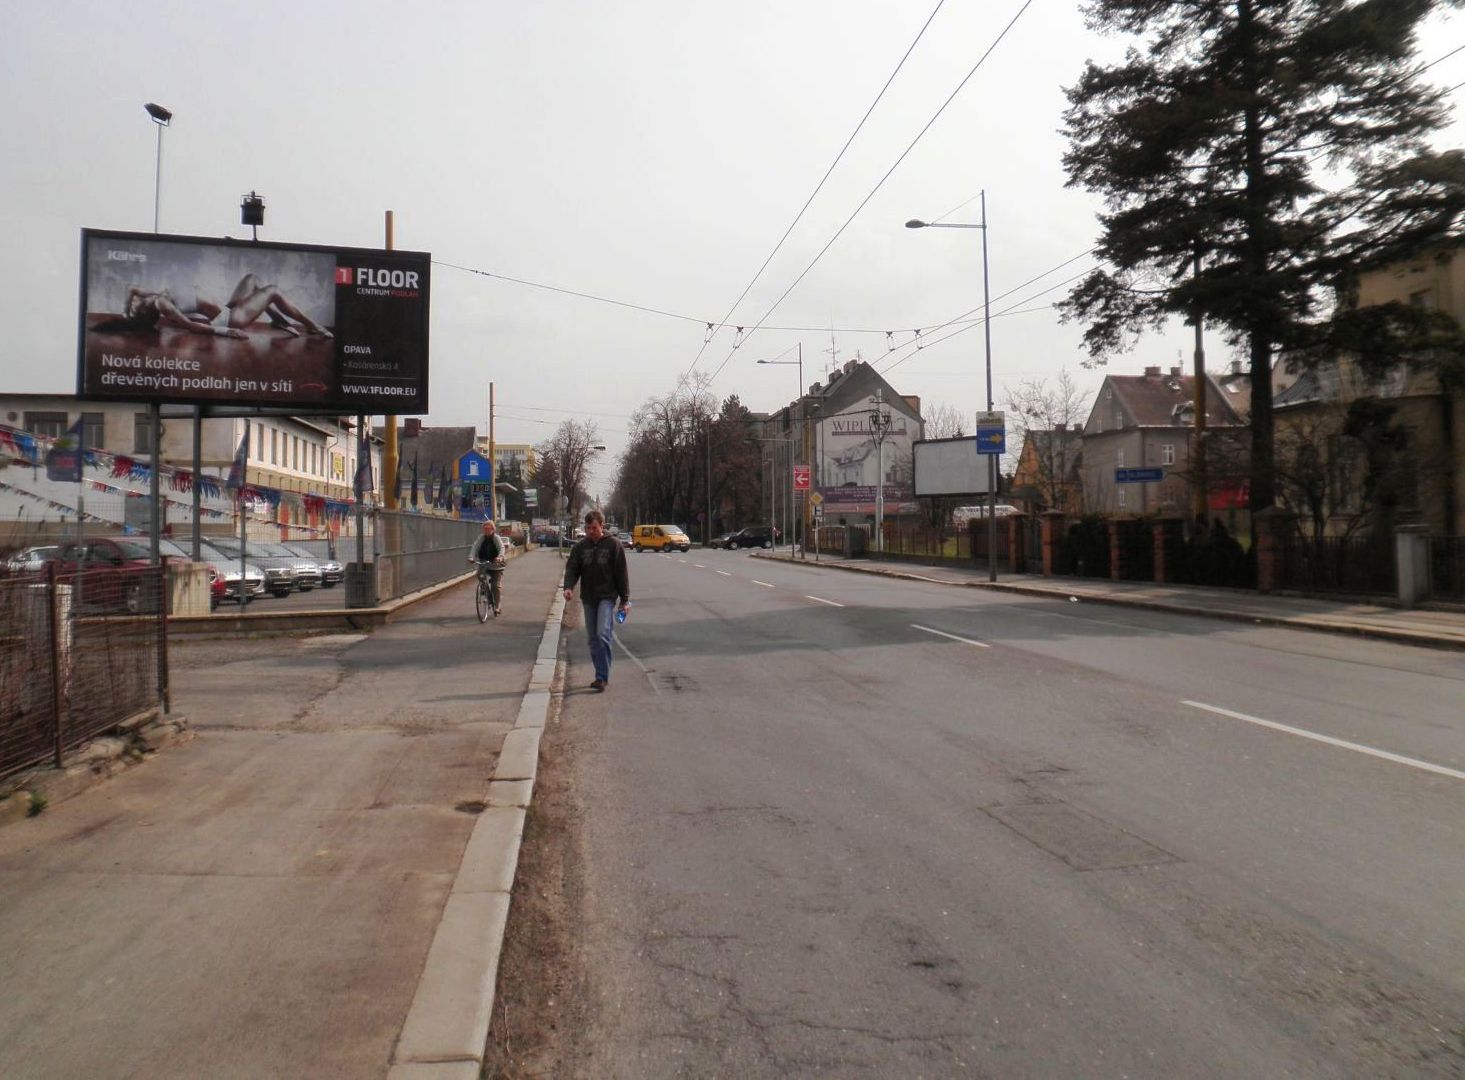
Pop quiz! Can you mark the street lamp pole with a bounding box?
[868,390,892,554]
[144,103,172,234]
[757,345,805,555]
[906,192,998,582]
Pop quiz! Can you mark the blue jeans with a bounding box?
[582,598,616,682]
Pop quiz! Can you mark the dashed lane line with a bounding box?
[805,595,845,607]
[911,624,990,649]
[752,580,775,588]
[1183,700,1465,782]
[716,570,733,577]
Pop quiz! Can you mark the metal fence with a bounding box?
[371,510,484,602]
[1275,534,1396,596]
[1426,535,1465,601]
[0,564,166,782]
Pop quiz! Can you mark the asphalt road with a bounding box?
[557,548,1465,1078]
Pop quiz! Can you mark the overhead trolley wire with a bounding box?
[683,0,949,378]
[704,0,1038,384]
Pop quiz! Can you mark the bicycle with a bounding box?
[472,557,506,622]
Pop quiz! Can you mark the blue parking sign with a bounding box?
[975,410,1005,455]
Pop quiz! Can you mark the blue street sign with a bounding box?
[1115,467,1164,484]
[975,410,1005,455]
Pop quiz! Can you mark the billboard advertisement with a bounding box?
[913,436,994,498]
[77,229,429,412]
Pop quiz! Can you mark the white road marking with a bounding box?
[716,570,733,577]
[911,624,990,649]
[752,580,775,588]
[693,563,706,568]
[616,637,660,695]
[1183,700,1465,782]
[805,595,844,607]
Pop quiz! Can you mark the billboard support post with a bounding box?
[149,404,162,566]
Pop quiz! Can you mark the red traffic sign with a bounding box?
[792,465,811,491]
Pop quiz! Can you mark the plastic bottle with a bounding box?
[616,602,630,624]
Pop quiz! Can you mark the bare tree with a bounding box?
[923,401,966,440]
[534,419,602,521]
[1003,371,1090,512]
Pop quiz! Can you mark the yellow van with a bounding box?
[632,524,691,552]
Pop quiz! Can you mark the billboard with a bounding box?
[77,229,429,412]
[913,436,994,498]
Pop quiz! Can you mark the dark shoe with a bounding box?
[591,678,606,692]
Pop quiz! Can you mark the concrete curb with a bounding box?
[751,552,1465,652]
[388,585,567,1079]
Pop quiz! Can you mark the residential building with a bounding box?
[1080,366,1247,518]
[1274,246,1464,537]
[766,359,925,530]
[1010,424,1084,514]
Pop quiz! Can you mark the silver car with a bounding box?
[261,541,321,590]
[150,537,266,606]
[283,543,343,587]
[210,538,296,598]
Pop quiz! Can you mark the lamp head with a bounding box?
[905,219,927,229]
[144,102,173,126]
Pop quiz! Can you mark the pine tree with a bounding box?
[1061,0,1462,514]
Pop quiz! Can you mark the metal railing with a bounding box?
[1276,534,1396,596]
[1426,535,1465,601]
[0,564,166,782]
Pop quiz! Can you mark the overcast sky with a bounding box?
[4,1,1461,496]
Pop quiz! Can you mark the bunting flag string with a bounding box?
[172,469,193,493]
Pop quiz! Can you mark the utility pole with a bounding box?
[870,389,892,554]
[488,381,496,520]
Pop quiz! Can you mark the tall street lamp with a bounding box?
[907,190,998,583]
[144,102,172,233]
[757,344,806,556]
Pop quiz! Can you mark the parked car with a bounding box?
[210,538,296,597]
[631,524,691,552]
[708,532,734,550]
[50,538,158,612]
[261,541,321,590]
[283,543,343,587]
[618,531,634,549]
[2,545,60,574]
[147,537,266,608]
[726,525,780,550]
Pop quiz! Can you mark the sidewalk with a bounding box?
[755,550,1465,650]
[0,551,567,1080]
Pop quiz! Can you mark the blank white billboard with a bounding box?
[913,437,994,498]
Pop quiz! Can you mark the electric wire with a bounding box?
[684,0,949,377]
[704,0,1037,384]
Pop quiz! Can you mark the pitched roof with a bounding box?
[374,424,478,478]
[1098,369,1244,429]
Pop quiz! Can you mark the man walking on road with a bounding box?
[563,509,630,692]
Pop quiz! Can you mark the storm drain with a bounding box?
[985,802,1179,871]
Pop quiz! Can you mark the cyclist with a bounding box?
[468,519,507,615]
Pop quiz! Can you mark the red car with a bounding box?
[51,538,162,614]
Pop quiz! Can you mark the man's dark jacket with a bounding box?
[563,535,630,604]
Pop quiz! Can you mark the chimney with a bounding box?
[1144,365,1161,377]
[1054,422,1066,432]
[1170,366,1182,377]
[844,359,857,374]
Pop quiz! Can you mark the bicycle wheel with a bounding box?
[475,577,490,622]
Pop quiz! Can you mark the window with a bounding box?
[81,412,104,450]
[1114,409,1123,429]
[1117,488,1127,508]
[133,412,155,454]
[1409,288,1435,310]
[271,429,278,465]
[24,411,68,439]
[1116,449,1125,468]
[1161,444,1175,465]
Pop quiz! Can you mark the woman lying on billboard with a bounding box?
[92,273,332,340]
